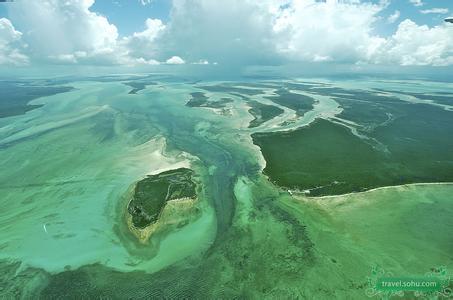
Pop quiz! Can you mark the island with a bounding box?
[123,81,157,94]
[126,168,198,242]
[265,88,315,117]
[186,92,233,109]
[247,100,284,128]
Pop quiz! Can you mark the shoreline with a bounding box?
[293,181,453,200]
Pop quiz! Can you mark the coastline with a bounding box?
[295,181,453,201]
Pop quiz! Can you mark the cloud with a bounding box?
[3,0,453,68]
[370,19,453,66]
[409,0,423,7]
[193,59,209,65]
[139,0,153,5]
[7,0,121,64]
[166,56,185,64]
[272,0,387,63]
[420,8,449,15]
[387,10,400,24]
[157,0,279,65]
[152,0,389,66]
[0,18,29,65]
[121,18,166,63]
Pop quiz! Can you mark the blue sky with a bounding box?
[375,0,453,35]
[89,0,453,37]
[0,0,453,70]
[0,0,172,36]
[91,0,172,36]
[2,0,448,37]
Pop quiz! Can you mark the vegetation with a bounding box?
[247,100,283,128]
[127,168,197,228]
[253,116,453,196]
[123,81,157,94]
[186,92,233,109]
[265,88,315,117]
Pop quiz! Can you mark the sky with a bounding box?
[0,0,453,74]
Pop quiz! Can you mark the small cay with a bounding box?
[126,168,198,242]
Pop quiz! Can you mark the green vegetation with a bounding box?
[186,92,233,109]
[127,168,196,228]
[253,117,453,196]
[123,81,157,94]
[0,82,73,118]
[186,92,209,107]
[247,100,283,128]
[265,88,315,117]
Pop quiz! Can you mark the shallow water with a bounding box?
[0,77,452,298]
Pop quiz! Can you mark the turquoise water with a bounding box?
[1,77,452,298]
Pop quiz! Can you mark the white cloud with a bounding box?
[139,0,153,5]
[166,56,185,64]
[420,8,449,15]
[387,10,400,24]
[159,0,278,65]
[121,18,166,63]
[3,0,453,68]
[272,0,387,63]
[193,59,209,65]
[371,20,453,66]
[0,18,29,65]
[154,0,391,66]
[8,0,121,64]
[409,0,424,7]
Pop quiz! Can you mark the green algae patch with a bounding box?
[127,168,197,229]
[247,100,284,128]
[252,118,453,196]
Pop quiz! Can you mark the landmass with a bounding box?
[126,168,198,242]
[253,115,453,196]
[186,92,233,109]
[247,100,284,128]
[265,88,315,117]
[123,81,157,94]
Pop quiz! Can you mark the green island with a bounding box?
[123,80,157,94]
[253,117,453,196]
[247,100,284,128]
[127,168,197,229]
[186,92,233,109]
[265,88,315,117]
